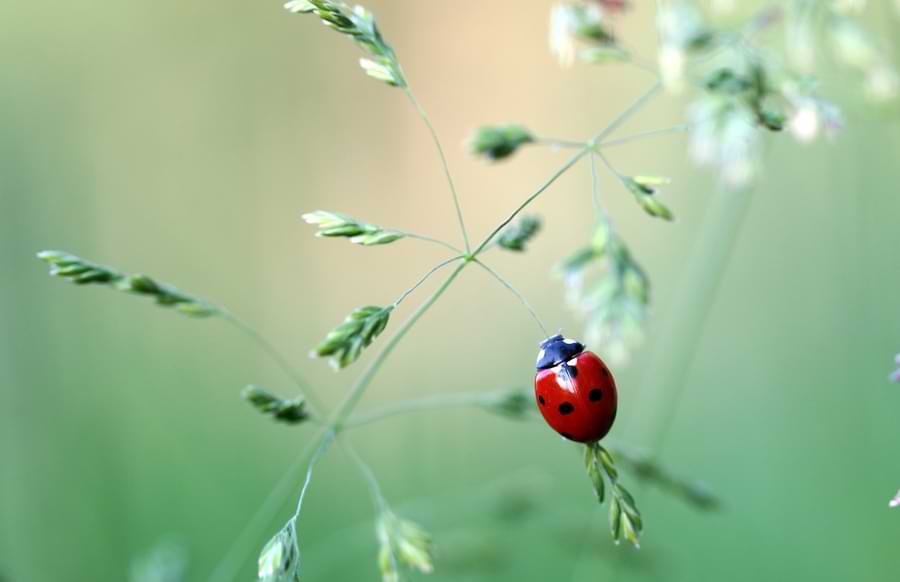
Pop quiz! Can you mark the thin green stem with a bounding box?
[614,38,662,78]
[342,442,400,575]
[473,81,662,256]
[403,86,471,254]
[206,427,329,582]
[344,391,498,429]
[472,259,548,336]
[291,429,336,520]
[598,123,690,149]
[328,261,469,430]
[593,81,663,143]
[534,137,587,149]
[595,150,626,181]
[221,311,324,416]
[343,442,390,511]
[589,151,603,218]
[392,255,464,308]
[394,230,465,255]
[474,148,591,256]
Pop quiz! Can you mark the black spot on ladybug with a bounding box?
[538,395,545,405]
[560,432,574,440]
[589,389,603,401]
[558,402,574,415]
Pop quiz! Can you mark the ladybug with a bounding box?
[534,334,617,443]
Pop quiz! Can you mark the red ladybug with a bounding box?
[534,334,617,443]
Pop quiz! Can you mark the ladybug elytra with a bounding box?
[534,334,617,443]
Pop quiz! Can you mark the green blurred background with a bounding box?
[3,1,900,580]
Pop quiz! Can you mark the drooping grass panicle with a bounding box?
[557,221,649,364]
[593,152,675,221]
[623,175,674,221]
[38,250,124,284]
[497,215,542,252]
[610,446,720,511]
[285,0,406,88]
[655,0,716,92]
[313,305,393,370]
[681,21,852,188]
[584,442,606,503]
[584,442,642,547]
[37,250,219,317]
[242,385,309,425]
[302,211,404,246]
[257,520,301,582]
[479,389,534,420]
[376,510,435,582]
[468,125,535,161]
[337,443,434,582]
[703,65,787,132]
[549,1,623,67]
[311,252,461,372]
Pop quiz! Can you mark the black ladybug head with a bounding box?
[535,334,585,370]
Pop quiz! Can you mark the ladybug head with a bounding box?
[535,334,585,370]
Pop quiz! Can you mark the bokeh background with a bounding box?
[3,1,900,581]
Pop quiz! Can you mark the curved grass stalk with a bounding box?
[595,150,626,181]
[343,442,389,510]
[291,430,336,519]
[221,311,324,417]
[403,85,471,254]
[592,81,663,143]
[589,151,603,218]
[472,259,549,336]
[534,137,588,149]
[598,123,691,149]
[344,391,501,429]
[392,230,465,255]
[474,148,592,256]
[392,255,464,308]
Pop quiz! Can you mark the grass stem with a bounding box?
[404,86,471,254]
